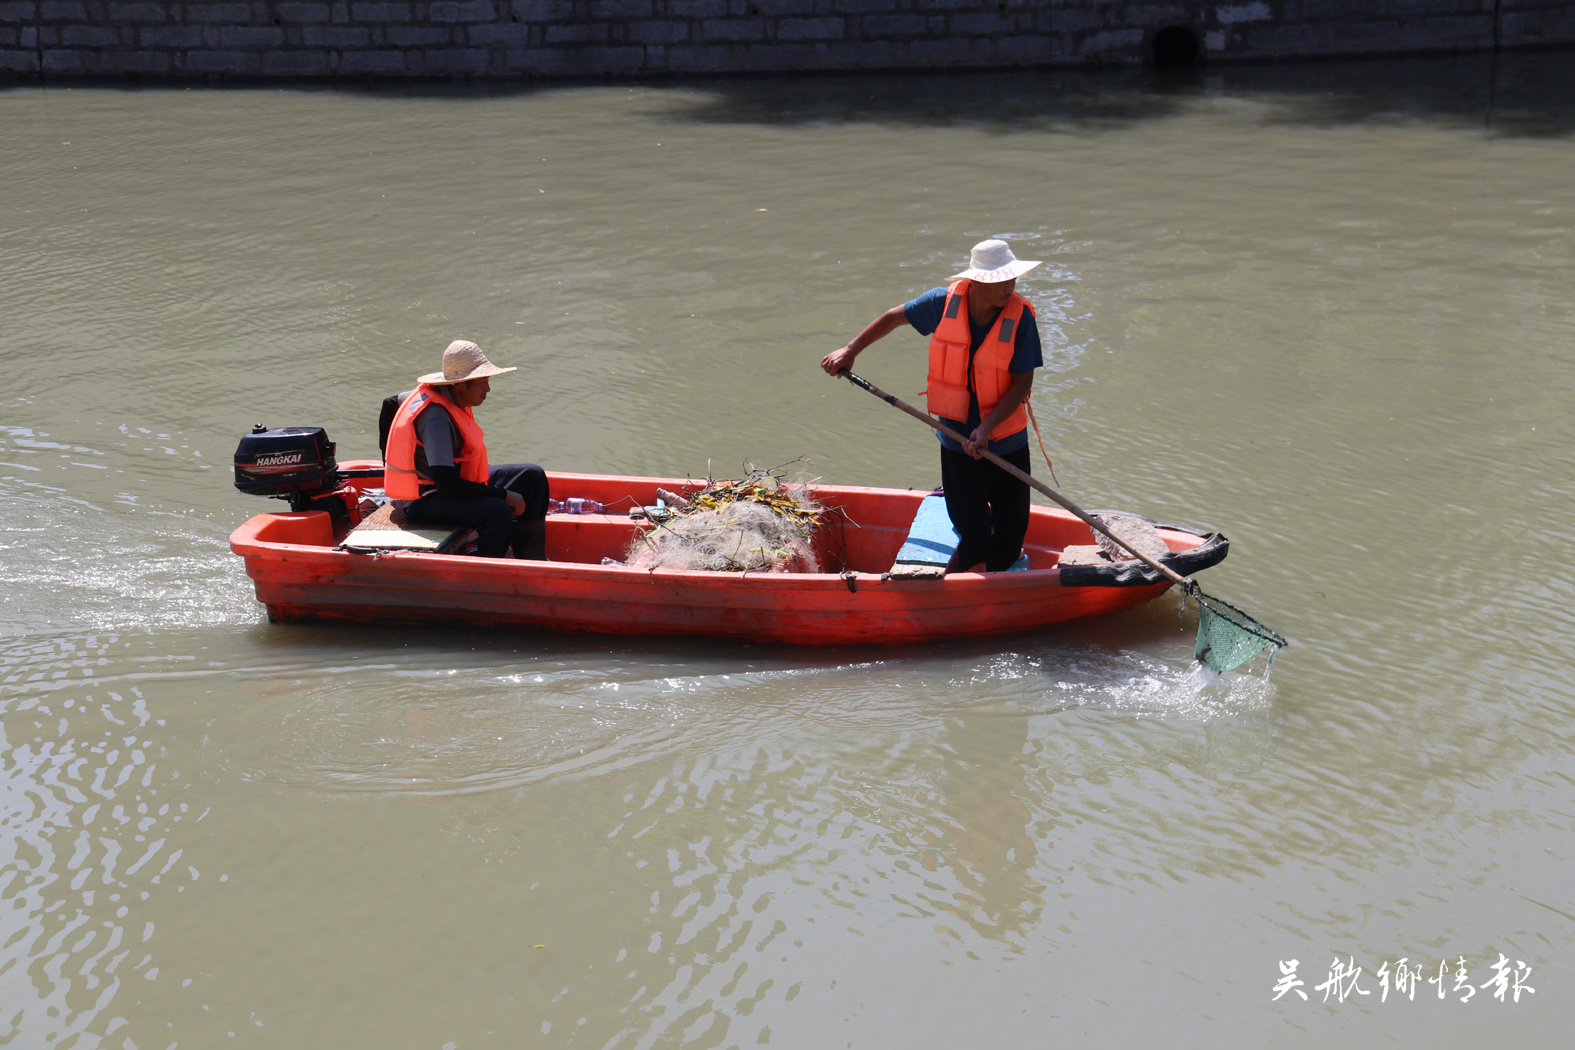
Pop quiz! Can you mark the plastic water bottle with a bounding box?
[548,497,606,514]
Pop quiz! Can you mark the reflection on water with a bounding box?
[0,644,191,1044]
[3,49,1575,1048]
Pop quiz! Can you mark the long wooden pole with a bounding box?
[838,369,1192,589]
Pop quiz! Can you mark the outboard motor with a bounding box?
[233,425,361,528]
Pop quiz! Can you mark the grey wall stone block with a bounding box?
[0,48,41,72]
[1412,13,1493,39]
[0,28,14,45]
[184,48,253,71]
[97,49,172,71]
[386,24,455,44]
[950,12,1012,35]
[41,48,84,69]
[777,16,843,39]
[1501,9,1563,37]
[861,13,926,36]
[1333,19,1400,42]
[105,2,167,19]
[993,31,1050,61]
[583,0,652,17]
[419,46,490,69]
[184,3,251,22]
[502,44,570,69]
[262,49,329,72]
[906,34,968,61]
[219,25,285,46]
[303,24,370,44]
[826,37,891,62]
[1299,0,1373,18]
[350,2,412,21]
[670,0,729,18]
[62,25,123,45]
[1249,22,1318,50]
[543,21,608,41]
[831,0,900,13]
[628,19,690,43]
[1516,0,1575,16]
[0,3,39,21]
[1126,4,1191,24]
[429,0,500,21]
[665,43,734,69]
[749,0,809,15]
[38,1,88,17]
[1215,1,1271,23]
[702,17,766,39]
[1388,0,1470,15]
[745,40,821,66]
[1077,26,1145,52]
[466,21,532,42]
[1049,8,1101,31]
[338,48,408,70]
[276,2,331,20]
[509,0,573,19]
[141,24,206,46]
[573,43,645,67]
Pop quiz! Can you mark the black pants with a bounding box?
[405,464,550,558]
[940,444,1031,572]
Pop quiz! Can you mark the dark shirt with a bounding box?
[903,285,1042,455]
[412,394,459,473]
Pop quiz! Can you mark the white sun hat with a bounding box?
[419,339,518,386]
[949,238,1042,283]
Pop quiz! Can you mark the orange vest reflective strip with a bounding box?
[382,384,490,500]
[925,279,1031,440]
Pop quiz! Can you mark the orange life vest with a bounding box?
[925,279,1032,440]
[382,384,490,499]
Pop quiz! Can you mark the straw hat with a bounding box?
[419,339,517,385]
[949,239,1042,283]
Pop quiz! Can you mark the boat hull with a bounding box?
[229,470,1220,646]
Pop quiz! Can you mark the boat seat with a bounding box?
[339,500,468,553]
[889,493,1029,577]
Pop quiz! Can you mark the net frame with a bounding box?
[1186,583,1288,674]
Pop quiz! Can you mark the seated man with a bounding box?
[383,339,550,559]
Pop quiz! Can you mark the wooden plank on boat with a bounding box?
[341,501,462,552]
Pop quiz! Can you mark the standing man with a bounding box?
[821,239,1043,574]
[384,339,551,559]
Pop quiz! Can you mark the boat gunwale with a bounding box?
[230,470,1212,590]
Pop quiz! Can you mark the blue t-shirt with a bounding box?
[903,285,1042,454]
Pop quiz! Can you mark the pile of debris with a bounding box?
[625,468,826,573]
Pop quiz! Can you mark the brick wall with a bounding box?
[2,2,1573,80]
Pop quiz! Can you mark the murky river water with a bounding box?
[3,52,1573,1048]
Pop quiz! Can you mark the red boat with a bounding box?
[229,460,1227,646]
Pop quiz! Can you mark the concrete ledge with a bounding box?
[1,0,1571,83]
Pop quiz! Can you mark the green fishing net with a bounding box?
[1188,584,1288,673]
